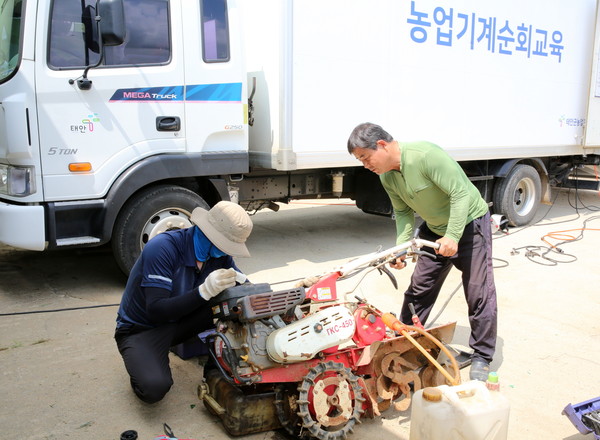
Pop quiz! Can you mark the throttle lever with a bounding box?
[409,248,438,263]
[388,249,408,267]
[410,250,434,257]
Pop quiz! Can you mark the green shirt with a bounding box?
[380,141,489,244]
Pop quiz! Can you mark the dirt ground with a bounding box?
[1,188,599,440]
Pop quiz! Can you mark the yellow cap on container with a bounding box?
[422,387,443,402]
[487,372,499,383]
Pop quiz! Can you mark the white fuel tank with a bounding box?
[266,305,356,363]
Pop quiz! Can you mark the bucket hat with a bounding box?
[190,201,253,258]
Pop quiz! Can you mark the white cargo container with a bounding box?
[1,0,599,273]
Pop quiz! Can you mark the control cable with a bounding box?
[0,303,120,317]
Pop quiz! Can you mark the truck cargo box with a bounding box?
[243,0,599,171]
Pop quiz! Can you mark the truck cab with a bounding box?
[1,0,248,272]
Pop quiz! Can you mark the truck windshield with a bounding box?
[0,0,23,82]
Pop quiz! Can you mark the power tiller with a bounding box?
[198,238,461,440]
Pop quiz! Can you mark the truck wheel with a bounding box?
[493,164,541,227]
[112,185,209,275]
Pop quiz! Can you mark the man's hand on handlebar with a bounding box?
[435,236,458,257]
[389,255,407,270]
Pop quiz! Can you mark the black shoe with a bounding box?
[469,359,490,381]
[443,344,473,370]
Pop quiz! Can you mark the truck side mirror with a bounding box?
[71,0,125,89]
[98,0,126,46]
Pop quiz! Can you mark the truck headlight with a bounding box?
[0,164,36,197]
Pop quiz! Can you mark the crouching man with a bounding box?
[115,201,253,403]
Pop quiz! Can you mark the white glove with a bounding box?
[198,268,237,300]
[235,271,247,284]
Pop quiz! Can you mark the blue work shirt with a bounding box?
[116,227,241,330]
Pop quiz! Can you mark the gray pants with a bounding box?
[401,211,497,363]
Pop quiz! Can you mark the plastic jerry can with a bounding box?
[410,380,510,440]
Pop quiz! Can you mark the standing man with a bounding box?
[115,201,253,403]
[347,122,497,381]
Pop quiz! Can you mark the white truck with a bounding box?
[1,0,599,274]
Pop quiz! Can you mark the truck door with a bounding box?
[36,0,185,202]
[181,0,247,155]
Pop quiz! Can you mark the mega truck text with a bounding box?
[1,0,600,274]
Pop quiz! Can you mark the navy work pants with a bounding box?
[115,306,213,404]
[401,211,497,363]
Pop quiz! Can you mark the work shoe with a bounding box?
[469,359,490,381]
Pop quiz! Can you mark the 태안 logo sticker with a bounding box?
[71,113,100,133]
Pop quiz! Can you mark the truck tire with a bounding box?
[112,185,209,275]
[492,164,541,227]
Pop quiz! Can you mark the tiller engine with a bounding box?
[198,239,461,440]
